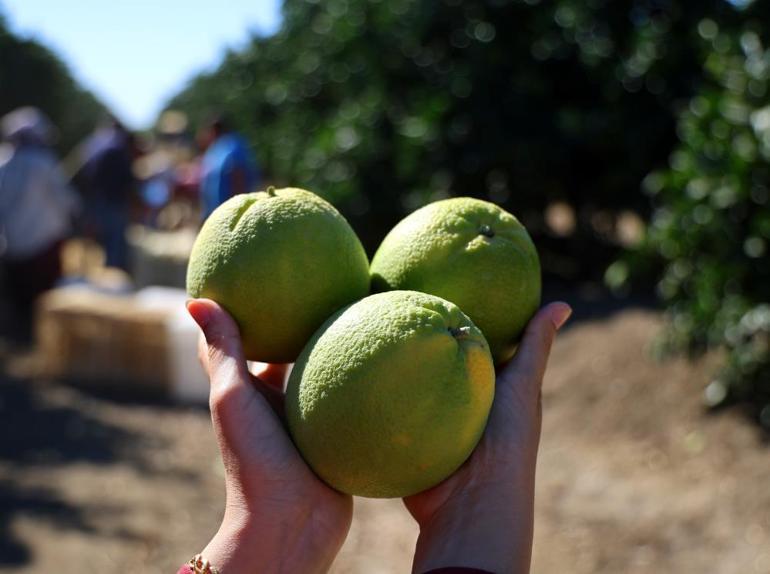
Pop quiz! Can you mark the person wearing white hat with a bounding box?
[0,106,57,145]
[0,107,80,331]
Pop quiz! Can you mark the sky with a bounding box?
[2,0,283,129]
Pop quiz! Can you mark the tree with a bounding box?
[168,0,741,275]
[169,0,769,416]
[0,14,107,154]
[613,2,770,421]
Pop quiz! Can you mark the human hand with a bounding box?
[404,302,572,574]
[186,299,353,574]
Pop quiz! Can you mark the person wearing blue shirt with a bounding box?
[198,115,259,220]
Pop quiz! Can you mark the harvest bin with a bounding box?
[127,225,195,289]
[35,286,209,402]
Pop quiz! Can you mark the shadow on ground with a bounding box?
[0,481,94,564]
[0,372,196,566]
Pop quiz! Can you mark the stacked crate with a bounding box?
[35,286,208,402]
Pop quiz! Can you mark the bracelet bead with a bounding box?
[188,553,220,574]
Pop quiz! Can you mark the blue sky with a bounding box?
[2,0,283,128]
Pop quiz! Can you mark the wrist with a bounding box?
[201,512,262,574]
[412,481,535,574]
[201,497,342,574]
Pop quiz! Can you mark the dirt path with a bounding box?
[1,309,768,573]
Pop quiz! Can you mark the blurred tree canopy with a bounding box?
[0,13,107,154]
[168,0,744,277]
[168,0,769,416]
[611,3,770,420]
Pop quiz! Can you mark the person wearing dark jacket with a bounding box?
[77,117,136,270]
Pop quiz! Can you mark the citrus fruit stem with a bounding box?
[449,326,473,339]
[478,225,495,238]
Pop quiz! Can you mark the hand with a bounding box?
[404,302,572,574]
[186,299,353,574]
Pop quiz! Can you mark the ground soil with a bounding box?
[1,307,768,573]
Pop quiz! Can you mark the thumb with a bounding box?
[249,362,289,391]
[186,298,291,480]
[186,297,279,451]
[187,298,250,386]
[499,302,572,393]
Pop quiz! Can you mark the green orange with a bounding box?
[370,197,541,362]
[286,290,495,498]
[186,187,370,363]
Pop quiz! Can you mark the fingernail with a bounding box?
[186,299,211,329]
[551,303,572,330]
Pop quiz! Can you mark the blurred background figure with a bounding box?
[0,107,79,337]
[197,113,259,220]
[135,111,194,227]
[75,116,137,270]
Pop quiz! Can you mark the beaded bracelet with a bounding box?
[188,553,220,574]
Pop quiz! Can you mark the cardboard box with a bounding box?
[35,286,210,403]
[36,287,170,394]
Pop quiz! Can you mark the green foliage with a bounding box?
[168,0,767,414]
[167,0,737,273]
[627,18,770,415]
[0,15,107,153]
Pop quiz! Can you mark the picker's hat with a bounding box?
[1,106,57,144]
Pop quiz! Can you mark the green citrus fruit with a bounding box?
[186,187,370,363]
[286,290,495,498]
[370,197,541,362]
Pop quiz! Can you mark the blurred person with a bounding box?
[197,114,259,221]
[135,111,199,228]
[173,159,202,205]
[135,149,174,228]
[180,298,572,574]
[0,107,80,325]
[76,116,137,269]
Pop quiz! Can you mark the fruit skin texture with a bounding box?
[286,290,495,498]
[370,197,541,363]
[186,188,370,363]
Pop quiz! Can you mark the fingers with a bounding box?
[249,362,289,391]
[249,373,287,419]
[499,301,572,391]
